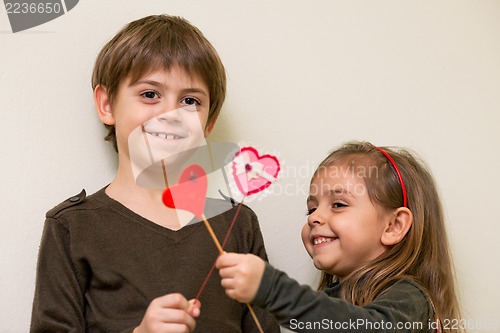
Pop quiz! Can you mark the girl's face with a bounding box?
[301,165,391,281]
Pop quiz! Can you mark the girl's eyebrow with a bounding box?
[306,196,317,203]
[326,188,354,197]
[132,80,207,96]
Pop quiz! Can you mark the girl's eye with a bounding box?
[141,91,159,99]
[182,97,201,106]
[332,202,347,209]
[306,208,316,216]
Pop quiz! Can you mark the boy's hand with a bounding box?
[215,253,265,303]
[134,294,200,333]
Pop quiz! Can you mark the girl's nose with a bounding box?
[307,208,325,226]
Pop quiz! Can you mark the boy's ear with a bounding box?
[204,115,218,137]
[381,207,413,246]
[94,85,115,125]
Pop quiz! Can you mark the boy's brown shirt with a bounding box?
[31,188,280,332]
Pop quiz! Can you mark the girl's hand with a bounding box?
[215,252,266,303]
[133,294,201,333]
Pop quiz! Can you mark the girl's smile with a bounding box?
[302,165,390,280]
[311,235,338,247]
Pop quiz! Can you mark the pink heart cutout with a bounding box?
[232,147,280,196]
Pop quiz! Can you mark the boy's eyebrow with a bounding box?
[183,88,208,96]
[132,80,207,96]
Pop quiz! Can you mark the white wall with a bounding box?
[1,1,499,332]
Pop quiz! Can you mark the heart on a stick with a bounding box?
[232,147,280,196]
[162,164,207,219]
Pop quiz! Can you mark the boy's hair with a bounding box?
[91,15,226,151]
[314,141,461,332]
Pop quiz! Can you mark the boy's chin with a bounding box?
[150,137,205,162]
[133,151,198,189]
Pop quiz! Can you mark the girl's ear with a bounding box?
[381,207,413,246]
[94,85,115,125]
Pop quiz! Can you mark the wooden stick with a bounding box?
[247,303,264,333]
[195,199,245,300]
[201,213,224,255]
[200,212,263,333]
[160,159,168,188]
[158,141,263,330]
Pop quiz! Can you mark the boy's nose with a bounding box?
[157,107,182,122]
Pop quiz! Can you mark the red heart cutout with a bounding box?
[162,164,207,219]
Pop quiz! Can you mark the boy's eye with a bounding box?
[306,208,316,216]
[182,97,201,106]
[141,91,159,99]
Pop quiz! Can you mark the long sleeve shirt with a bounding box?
[31,188,279,333]
[253,262,435,333]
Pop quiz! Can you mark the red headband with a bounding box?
[375,147,408,208]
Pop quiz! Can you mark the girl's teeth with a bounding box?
[314,237,334,245]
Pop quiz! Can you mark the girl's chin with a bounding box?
[313,258,332,272]
[312,258,344,277]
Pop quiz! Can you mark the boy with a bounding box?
[31,15,280,332]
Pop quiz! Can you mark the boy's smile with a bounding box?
[98,66,214,184]
[139,111,194,156]
[122,67,210,150]
[145,132,185,140]
[301,166,390,281]
[143,123,188,145]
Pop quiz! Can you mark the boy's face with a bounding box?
[105,66,214,170]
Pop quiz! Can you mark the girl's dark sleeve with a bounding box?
[241,206,281,333]
[253,263,433,333]
[30,217,87,332]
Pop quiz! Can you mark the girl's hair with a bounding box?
[314,141,461,332]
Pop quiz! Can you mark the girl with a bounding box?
[216,141,462,332]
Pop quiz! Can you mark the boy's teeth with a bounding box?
[313,237,334,245]
[151,133,181,139]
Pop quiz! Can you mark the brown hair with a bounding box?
[91,15,226,151]
[314,141,461,333]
